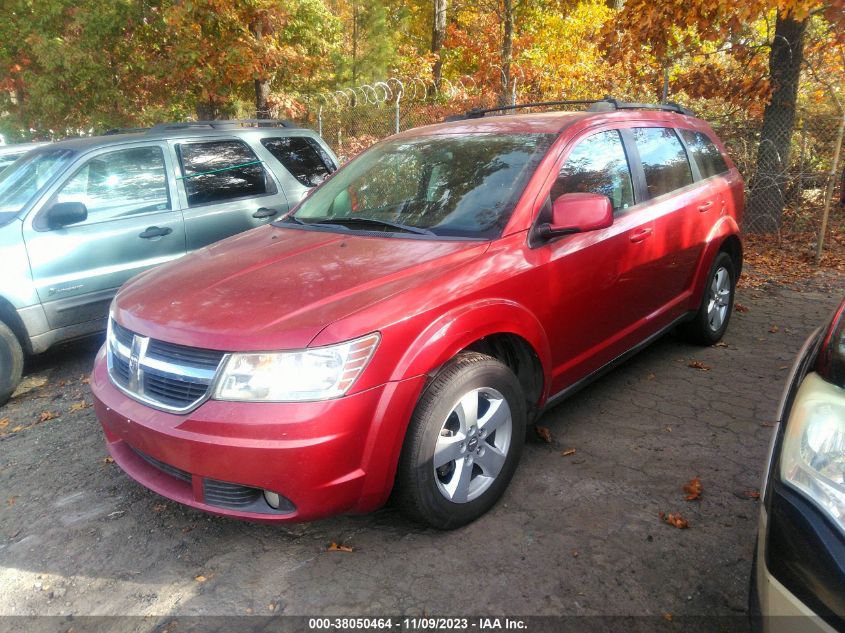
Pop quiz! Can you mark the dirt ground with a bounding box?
[0,271,842,632]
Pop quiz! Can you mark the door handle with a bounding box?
[629,228,653,243]
[698,201,714,212]
[253,207,278,219]
[139,226,173,239]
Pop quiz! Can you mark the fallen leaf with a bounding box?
[743,489,761,499]
[80,375,90,385]
[194,575,207,583]
[735,303,749,313]
[769,325,780,333]
[760,422,776,427]
[102,456,114,464]
[39,411,58,422]
[561,448,576,457]
[647,373,656,380]
[714,341,729,348]
[663,613,673,622]
[779,365,789,370]
[68,401,91,412]
[0,418,9,429]
[11,425,25,433]
[8,495,19,507]
[683,476,702,501]
[152,503,167,513]
[182,526,194,534]
[571,549,579,558]
[535,426,552,443]
[327,542,354,553]
[687,360,711,371]
[659,511,690,529]
[665,426,672,433]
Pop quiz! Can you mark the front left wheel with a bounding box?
[395,352,526,529]
[0,320,23,407]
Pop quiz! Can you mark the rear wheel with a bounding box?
[396,352,526,529]
[680,251,736,345]
[0,320,23,407]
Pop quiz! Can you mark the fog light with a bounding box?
[264,490,281,509]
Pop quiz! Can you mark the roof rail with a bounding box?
[103,127,149,135]
[446,97,694,121]
[148,119,299,132]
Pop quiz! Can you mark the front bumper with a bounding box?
[91,345,426,522]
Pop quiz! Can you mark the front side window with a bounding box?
[0,152,27,172]
[552,130,634,212]
[261,136,335,187]
[680,129,729,179]
[633,127,694,198]
[288,133,554,239]
[53,146,170,225]
[178,140,273,206]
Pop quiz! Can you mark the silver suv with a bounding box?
[0,120,338,404]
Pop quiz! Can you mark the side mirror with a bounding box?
[46,201,88,229]
[538,193,613,240]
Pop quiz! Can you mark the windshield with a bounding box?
[288,133,554,239]
[0,149,75,225]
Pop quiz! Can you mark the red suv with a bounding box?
[91,100,744,529]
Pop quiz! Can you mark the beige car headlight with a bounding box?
[213,333,380,402]
[780,372,845,531]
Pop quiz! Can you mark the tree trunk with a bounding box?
[745,12,808,233]
[431,0,448,91]
[196,102,219,120]
[498,0,513,107]
[251,19,271,118]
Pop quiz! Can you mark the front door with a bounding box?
[22,143,186,329]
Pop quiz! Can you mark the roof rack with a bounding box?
[446,97,694,121]
[148,119,299,132]
[103,127,149,135]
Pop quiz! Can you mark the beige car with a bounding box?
[750,298,845,632]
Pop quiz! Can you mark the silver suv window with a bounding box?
[54,146,171,225]
[177,140,276,206]
[0,149,75,222]
[261,136,335,187]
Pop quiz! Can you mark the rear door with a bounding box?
[22,142,186,329]
[172,137,290,251]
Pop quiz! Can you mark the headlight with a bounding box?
[213,333,380,402]
[781,372,845,531]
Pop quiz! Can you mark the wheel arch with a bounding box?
[0,295,31,355]
[689,218,743,311]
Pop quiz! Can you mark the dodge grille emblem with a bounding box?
[127,334,150,394]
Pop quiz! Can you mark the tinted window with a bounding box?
[178,140,273,206]
[633,127,694,198]
[290,134,554,239]
[680,129,729,179]
[54,146,170,225]
[552,130,634,212]
[261,136,335,187]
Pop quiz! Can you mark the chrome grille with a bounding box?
[107,319,227,413]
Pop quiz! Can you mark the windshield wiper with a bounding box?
[301,216,435,236]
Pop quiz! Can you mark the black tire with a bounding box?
[395,352,526,529]
[0,320,23,407]
[680,251,736,345]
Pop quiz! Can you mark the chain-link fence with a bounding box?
[299,79,844,246]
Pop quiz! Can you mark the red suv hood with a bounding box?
[114,226,488,351]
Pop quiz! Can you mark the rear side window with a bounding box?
[261,136,335,187]
[680,129,729,179]
[633,127,693,198]
[552,130,634,212]
[54,146,170,225]
[177,140,275,207]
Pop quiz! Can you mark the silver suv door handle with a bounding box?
[139,226,173,239]
[253,207,278,219]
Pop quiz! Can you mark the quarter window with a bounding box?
[680,129,729,179]
[552,130,634,212]
[54,146,170,225]
[261,136,335,187]
[633,127,694,198]
[178,140,274,206]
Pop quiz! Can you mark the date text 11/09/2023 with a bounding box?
[308,618,528,631]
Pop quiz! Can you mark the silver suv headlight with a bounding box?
[212,333,380,402]
[780,372,845,532]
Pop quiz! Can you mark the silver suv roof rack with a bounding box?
[148,119,299,132]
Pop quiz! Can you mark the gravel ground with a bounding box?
[0,273,842,632]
